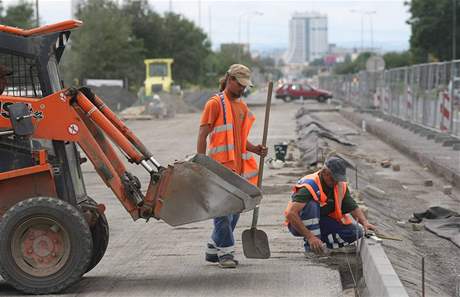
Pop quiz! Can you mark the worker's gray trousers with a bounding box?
[288,200,363,251]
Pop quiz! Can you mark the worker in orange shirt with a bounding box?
[197,64,267,268]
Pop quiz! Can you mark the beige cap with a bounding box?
[227,64,253,87]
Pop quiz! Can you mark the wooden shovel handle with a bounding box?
[257,81,273,189]
[251,81,273,228]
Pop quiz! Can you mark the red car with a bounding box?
[275,83,333,102]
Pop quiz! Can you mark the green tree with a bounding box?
[406,0,460,63]
[155,12,211,86]
[334,52,372,74]
[202,44,255,87]
[122,0,162,58]
[122,1,212,86]
[65,0,144,89]
[383,51,412,68]
[0,0,35,29]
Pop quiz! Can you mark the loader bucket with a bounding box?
[153,154,262,226]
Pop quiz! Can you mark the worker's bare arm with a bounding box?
[197,124,212,154]
[351,207,376,233]
[285,201,324,253]
[246,141,268,157]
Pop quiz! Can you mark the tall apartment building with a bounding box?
[286,12,328,64]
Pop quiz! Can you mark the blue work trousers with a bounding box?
[207,213,240,258]
[288,200,363,251]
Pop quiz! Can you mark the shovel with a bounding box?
[242,81,273,259]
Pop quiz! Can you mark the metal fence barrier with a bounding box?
[319,60,460,137]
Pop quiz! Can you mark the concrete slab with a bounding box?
[360,239,409,297]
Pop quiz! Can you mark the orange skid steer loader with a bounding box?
[0,20,262,294]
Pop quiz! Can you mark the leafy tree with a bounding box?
[253,56,283,81]
[310,58,325,66]
[122,2,212,87]
[122,0,162,58]
[406,0,460,63]
[203,44,256,87]
[334,52,372,74]
[64,0,144,89]
[63,0,268,90]
[383,51,412,68]
[156,12,211,86]
[301,67,319,78]
[0,0,35,29]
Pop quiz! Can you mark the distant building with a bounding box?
[286,12,328,64]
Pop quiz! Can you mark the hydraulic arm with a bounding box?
[0,87,262,223]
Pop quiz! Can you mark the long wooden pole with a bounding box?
[251,81,273,228]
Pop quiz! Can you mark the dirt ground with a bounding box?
[1,93,459,296]
[295,103,460,297]
[0,95,346,297]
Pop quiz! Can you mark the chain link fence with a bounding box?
[319,60,460,137]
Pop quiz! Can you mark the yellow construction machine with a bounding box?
[144,58,174,95]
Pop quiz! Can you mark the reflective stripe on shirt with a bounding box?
[213,123,233,133]
[209,144,235,155]
[241,152,253,160]
[242,170,258,180]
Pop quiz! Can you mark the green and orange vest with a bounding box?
[285,171,353,225]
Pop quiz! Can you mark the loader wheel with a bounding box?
[84,197,109,273]
[0,197,92,294]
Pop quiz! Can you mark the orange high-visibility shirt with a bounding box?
[200,96,249,174]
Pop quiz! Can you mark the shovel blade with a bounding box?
[242,228,271,259]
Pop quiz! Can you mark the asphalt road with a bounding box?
[0,93,343,297]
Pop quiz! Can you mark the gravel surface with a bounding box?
[296,102,460,297]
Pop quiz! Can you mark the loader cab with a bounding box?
[144,58,174,95]
[0,20,87,210]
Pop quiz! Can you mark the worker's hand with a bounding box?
[254,144,268,157]
[362,221,377,233]
[307,236,324,254]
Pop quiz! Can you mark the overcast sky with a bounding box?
[3,0,411,52]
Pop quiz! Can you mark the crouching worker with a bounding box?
[284,156,376,256]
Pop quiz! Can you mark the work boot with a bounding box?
[205,243,218,263]
[218,254,238,269]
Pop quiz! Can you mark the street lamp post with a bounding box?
[350,9,376,52]
[198,0,201,28]
[238,11,263,62]
[454,0,457,61]
[450,0,457,133]
[35,0,39,27]
[246,11,263,53]
[208,5,212,44]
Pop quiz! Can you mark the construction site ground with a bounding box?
[1,92,459,297]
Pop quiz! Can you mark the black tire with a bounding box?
[0,197,92,294]
[283,95,292,102]
[84,198,109,273]
[317,95,326,103]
